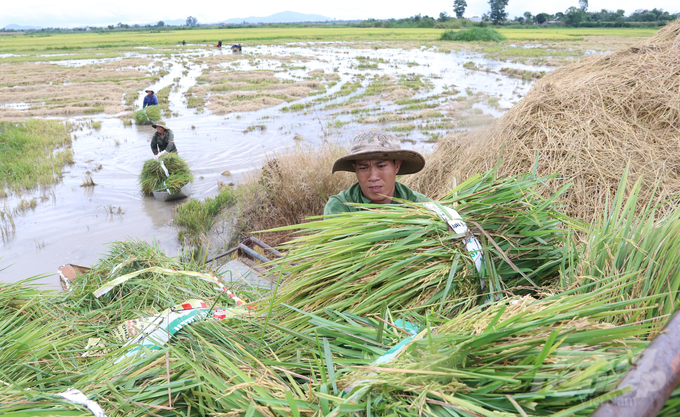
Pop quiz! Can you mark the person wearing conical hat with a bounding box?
[142,88,158,108]
[150,121,177,159]
[324,129,430,216]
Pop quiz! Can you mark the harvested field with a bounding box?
[405,18,680,222]
[188,68,325,115]
[0,28,661,285]
[0,58,159,117]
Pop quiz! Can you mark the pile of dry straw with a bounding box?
[405,19,680,222]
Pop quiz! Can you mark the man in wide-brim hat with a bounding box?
[324,129,430,215]
[143,88,158,108]
[150,121,177,159]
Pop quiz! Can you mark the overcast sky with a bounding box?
[2,0,679,28]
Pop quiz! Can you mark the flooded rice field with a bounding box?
[1,42,558,288]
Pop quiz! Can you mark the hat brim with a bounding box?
[145,89,154,93]
[151,123,167,129]
[332,150,425,175]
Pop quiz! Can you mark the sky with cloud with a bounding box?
[2,0,678,28]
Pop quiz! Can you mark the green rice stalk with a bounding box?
[175,187,237,236]
[162,172,194,194]
[138,153,193,195]
[440,27,507,42]
[564,168,680,325]
[6,167,680,416]
[133,105,161,124]
[337,280,678,415]
[263,169,572,323]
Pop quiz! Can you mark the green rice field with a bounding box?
[0,26,660,55]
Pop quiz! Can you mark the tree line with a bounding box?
[455,0,679,26]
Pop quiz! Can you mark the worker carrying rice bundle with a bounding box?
[142,88,158,108]
[325,129,431,215]
[150,121,177,159]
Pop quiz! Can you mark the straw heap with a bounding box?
[405,18,680,223]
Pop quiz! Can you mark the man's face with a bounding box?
[353,159,402,204]
[147,91,153,96]
[156,126,165,135]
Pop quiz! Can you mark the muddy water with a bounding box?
[1,43,553,288]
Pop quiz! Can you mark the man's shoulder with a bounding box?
[324,183,362,216]
[395,182,431,203]
[330,183,361,203]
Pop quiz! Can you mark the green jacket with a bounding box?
[324,182,430,216]
[151,129,177,155]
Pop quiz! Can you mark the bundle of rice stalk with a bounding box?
[138,153,193,195]
[266,169,571,321]
[64,240,226,323]
[133,105,161,124]
[404,19,680,223]
[339,280,680,416]
[565,170,680,326]
[0,337,299,417]
[0,280,73,387]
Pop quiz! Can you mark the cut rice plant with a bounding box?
[264,169,573,322]
[133,105,161,124]
[175,187,237,237]
[337,280,680,416]
[0,119,73,195]
[3,214,680,415]
[564,170,680,326]
[138,153,193,195]
[441,27,507,42]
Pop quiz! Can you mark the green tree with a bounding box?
[563,6,584,26]
[453,0,467,18]
[488,0,509,24]
[535,13,550,24]
[523,11,533,24]
[579,0,589,12]
[156,21,165,27]
[438,11,451,22]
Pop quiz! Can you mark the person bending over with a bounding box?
[150,121,177,159]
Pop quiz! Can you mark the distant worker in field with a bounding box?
[217,39,222,48]
[182,39,186,46]
[143,88,158,108]
[150,121,177,159]
[231,44,242,52]
[324,129,430,215]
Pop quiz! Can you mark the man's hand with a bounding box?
[153,153,159,160]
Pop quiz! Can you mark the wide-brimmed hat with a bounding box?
[332,129,425,175]
[151,121,169,130]
[145,88,154,93]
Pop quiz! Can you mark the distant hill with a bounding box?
[4,24,42,30]
[161,19,187,26]
[221,11,333,24]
